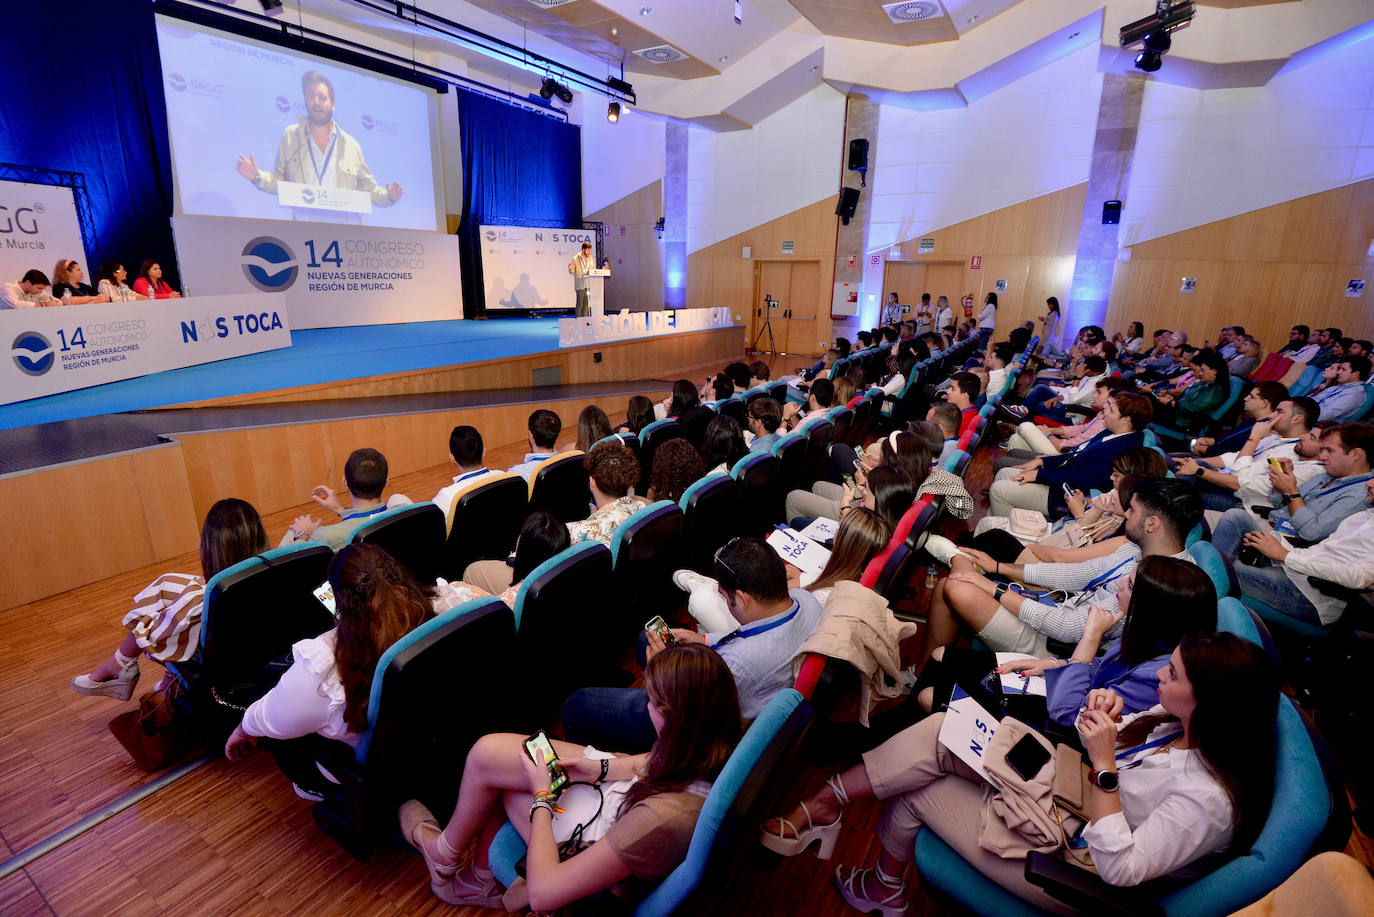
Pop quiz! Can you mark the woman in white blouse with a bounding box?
[224,543,434,796]
[95,261,148,302]
[976,292,998,348]
[761,632,1279,914]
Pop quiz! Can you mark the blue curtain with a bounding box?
[455,88,582,317]
[0,0,177,286]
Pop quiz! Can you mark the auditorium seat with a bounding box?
[770,431,808,498]
[488,689,813,916]
[443,474,527,580]
[732,451,781,536]
[349,502,446,584]
[511,540,616,706]
[716,396,747,429]
[638,417,683,493]
[527,451,591,523]
[827,406,854,448]
[610,500,684,647]
[679,472,742,575]
[797,419,834,489]
[166,542,334,745]
[308,597,524,859]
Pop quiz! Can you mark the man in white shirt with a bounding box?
[433,425,500,532]
[1007,355,1108,424]
[1,270,58,309]
[1235,477,1374,627]
[1280,325,1321,364]
[508,409,563,484]
[568,241,593,317]
[1176,396,1322,513]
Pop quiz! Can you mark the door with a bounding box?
[784,261,820,355]
[752,261,791,354]
[925,262,965,326]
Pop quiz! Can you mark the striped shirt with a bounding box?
[1017,548,1193,644]
[121,572,205,663]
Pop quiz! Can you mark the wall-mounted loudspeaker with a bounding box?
[1102,200,1122,224]
[836,186,861,225]
[848,138,869,172]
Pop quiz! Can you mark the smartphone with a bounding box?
[524,731,569,795]
[313,580,337,616]
[1267,456,1283,472]
[645,615,676,645]
[1062,483,1076,497]
[843,473,857,494]
[1005,733,1052,781]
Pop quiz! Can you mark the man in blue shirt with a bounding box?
[507,409,563,483]
[1211,421,1374,556]
[1312,357,1370,422]
[747,397,784,453]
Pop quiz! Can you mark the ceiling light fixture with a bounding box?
[639,6,651,15]
[607,101,620,122]
[1120,0,1194,74]
[717,55,728,63]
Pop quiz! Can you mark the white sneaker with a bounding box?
[293,783,325,802]
[922,534,961,567]
[672,569,717,593]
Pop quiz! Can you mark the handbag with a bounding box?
[1008,509,1049,538]
[108,681,202,771]
[1050,743,1098,873]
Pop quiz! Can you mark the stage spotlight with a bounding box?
[607,101,620,122]
[539,77,556,100]
[1142,30,1171,53]
[1134,49,1163,72]
[553,82,574,104]
[259,0,285,16]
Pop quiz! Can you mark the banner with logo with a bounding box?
[480,225,594,311]
[0,181,86,283]
[171,216,462,329]
[1,294,290,406]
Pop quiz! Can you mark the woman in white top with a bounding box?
[934,295,954,335]
[762,632,1280,914]
[95,261,147,302]
[1114,320,1146,356]
[1039,296,1064,359]
[976,292,998,348]
[224,544,435,790]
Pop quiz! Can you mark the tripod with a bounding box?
[752,295,778,354]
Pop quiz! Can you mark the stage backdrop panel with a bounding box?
[172,215,461,328]
[0,293,289,405]
[480,224,593,311]
[0,181,86,282]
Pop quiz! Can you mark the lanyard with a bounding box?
[307,129,338,185]
[454,469,488,484]
[1116,730,1183,765]
[343,504,387,521]
[713,603,799,646]
[1252,437,1297,459]
[1084,556,1134,592]
[1304,473,1374,503]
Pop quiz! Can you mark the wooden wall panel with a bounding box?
[687,196,840,356]
[0,446,199,610]
[587,180,665,310]
[1108,178,1374,347]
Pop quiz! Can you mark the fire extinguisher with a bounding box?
[962,294,975,318]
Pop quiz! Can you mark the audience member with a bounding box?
[976,292,997,347]
[1188,380,1287,456]
[575,405,612,452]
[1175,396,1320,511]
[71,498,268,699]
[1227,335,1262,378]
[997,377,1126,470]
[784,378,834,432]
[646,438,705,504]
[702,415,748,474]
[926,402,962,464]
[1278,325,1318,363]
[746,398,783,453]
[620,395,656,435]
[1311,357,1370,422]
[567,440,643,545]
[508,409,563,482]
[748,360,771,386]
[131,260,181,299]
[398,643,741,910]
[224,544,435,798]
[1009,355,1108,424]
[284,448,392,550]
[433,425,497,528]
[945,372,981,436]
[50,259,108,304]
[1,269,58,308]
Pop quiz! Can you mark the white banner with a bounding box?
[558,307,735,348]
[172,215,461,329]
[0,181,86,283]
[1,294,290,406]
[481,224,594,311]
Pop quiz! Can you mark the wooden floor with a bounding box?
[1,355,1369,916]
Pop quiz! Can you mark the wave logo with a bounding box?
[299,187,316,205]
[240,236,299,292]
[12,331,54,377]
[361,114,374,130]
[274,95,291,113]
[168,72,188,92]
[485,230,497,242]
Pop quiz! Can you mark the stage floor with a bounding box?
[0,317,564,431]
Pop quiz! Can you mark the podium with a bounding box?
[586,267,611,318]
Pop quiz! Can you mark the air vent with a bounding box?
[634,44,687,64]
[525,0,577,7]
[881,0,943,23]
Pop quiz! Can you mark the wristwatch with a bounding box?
[994,582,1009,601]
[1088,768,1120,792]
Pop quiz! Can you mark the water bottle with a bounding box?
[925,565,938,590]
[63,288,72,305]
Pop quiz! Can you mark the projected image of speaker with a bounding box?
[836,186,860,225]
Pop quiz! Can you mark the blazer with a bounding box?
[1037,430,1146,515]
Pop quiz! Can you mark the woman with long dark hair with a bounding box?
[618,395,656,436]
[764,631,1278,912]
[646,437,706,504]
[701,415,748,475]
[224,544,435,786]
[72,498,269,700]
[576,405,613,452]
[399,642,742,910]
[976,291,998,348]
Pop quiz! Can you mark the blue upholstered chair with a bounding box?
[443,474,528,580]
[796,419,834,490]
[913,596,1350,916]
[511,540,615,707]
[308,598,523,859]
[1151,375,1246,444]
[770,431,808,498]
[166,542,334,745]
[827,406,854,447]
[679,473,740,575]
[611,500,684,645]
[488,689,813,916]
[637,418,683,493]
[528,451,592,523]
[732,451,781,536]
[1187,540,1239,598]
[349,502,446,584]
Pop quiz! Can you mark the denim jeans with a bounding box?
[561,687,658,754]
[1234,561,1320,624]
[1211,507,1262,557]
[1021,383,1072,424]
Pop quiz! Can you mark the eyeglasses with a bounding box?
[713,537,746,590]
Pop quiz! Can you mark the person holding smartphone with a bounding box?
[761,633,1279,913]
[397,643,742,910]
